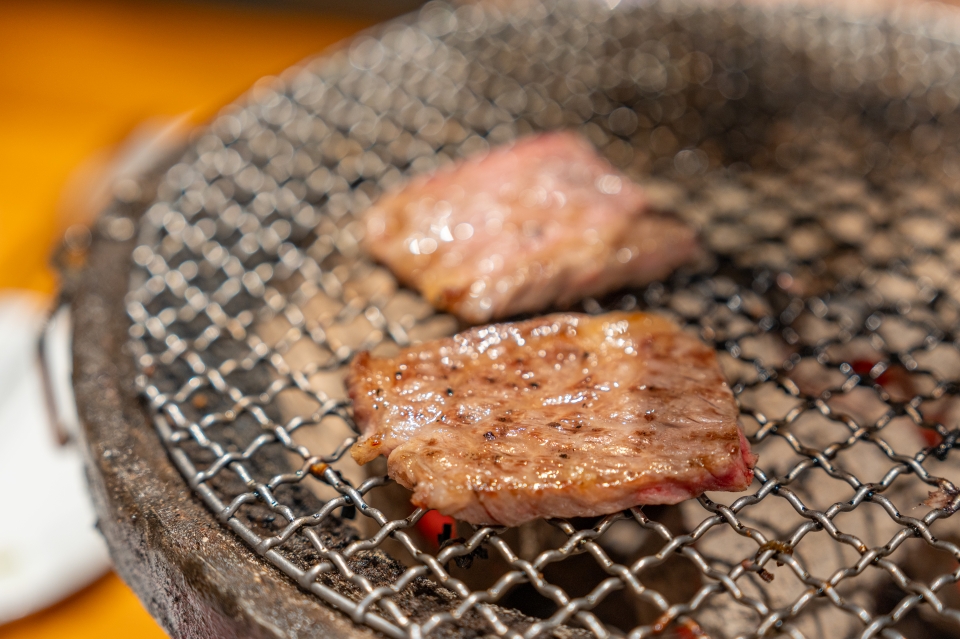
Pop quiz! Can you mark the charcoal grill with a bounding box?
[72,0,960,637]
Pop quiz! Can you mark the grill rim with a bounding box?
[74,1,956,636]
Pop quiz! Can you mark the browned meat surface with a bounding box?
[362,132,698,324]
[348,312,756,526]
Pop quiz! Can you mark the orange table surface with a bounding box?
[0,0,370,296]
[0,1,370,636]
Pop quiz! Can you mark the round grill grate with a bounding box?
[118,1,960,636]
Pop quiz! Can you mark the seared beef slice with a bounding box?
[348,312,755,526]
[363,132,698,323]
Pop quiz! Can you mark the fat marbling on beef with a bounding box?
[348,312,756,526]
[362,132,698,324]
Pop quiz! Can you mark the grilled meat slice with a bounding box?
[348,312,755,526]
[362,132,698,324]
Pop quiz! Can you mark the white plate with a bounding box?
[0,294,110,623]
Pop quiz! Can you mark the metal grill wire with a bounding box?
[117,0,960,636]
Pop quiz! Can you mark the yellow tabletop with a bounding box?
[0,1,369,636]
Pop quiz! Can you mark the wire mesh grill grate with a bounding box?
[120,1,960,636]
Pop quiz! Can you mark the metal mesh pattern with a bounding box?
[120,1,960,636]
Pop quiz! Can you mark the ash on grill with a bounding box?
[122,1,960,637]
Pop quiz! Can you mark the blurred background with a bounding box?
[0,1,420,637]
[5,1,960,637]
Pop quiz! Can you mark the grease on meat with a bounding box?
[348,312,756,526]
[363,132,698,323]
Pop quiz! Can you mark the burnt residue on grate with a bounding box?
[119,1,960,637]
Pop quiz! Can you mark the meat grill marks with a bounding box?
[362,132,699,324]
[348,312,756,526]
